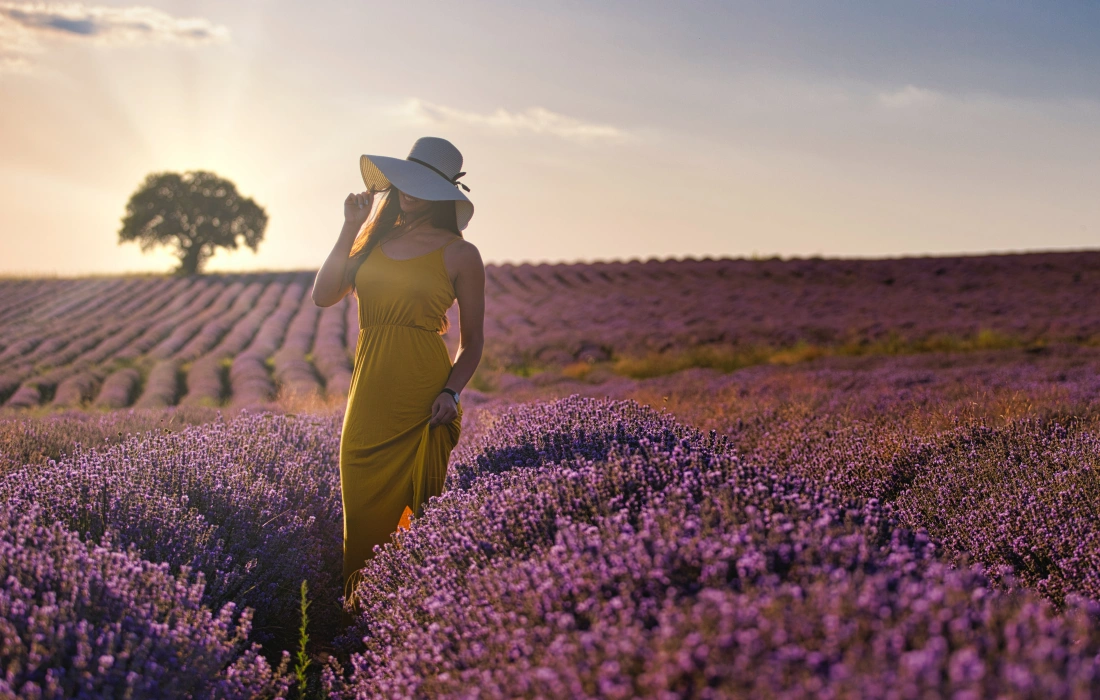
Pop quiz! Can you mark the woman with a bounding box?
[311,136,485,607]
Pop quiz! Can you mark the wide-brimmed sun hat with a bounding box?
[360,136,474,231]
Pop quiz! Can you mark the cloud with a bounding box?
[0,2,229,71]
[877,84,941,108]
[0,52,28,71]
[398,98,630,143]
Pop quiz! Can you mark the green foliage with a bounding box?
[467,367,496,392]
[610,328,1032,379]
[119,170,267,275]
[295,579,312,699]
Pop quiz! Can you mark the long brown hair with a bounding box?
[345,188,463,334]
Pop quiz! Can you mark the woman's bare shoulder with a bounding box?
[451,237,483,265]
[441,235,483,287]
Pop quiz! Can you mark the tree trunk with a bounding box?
[177,241,202,276]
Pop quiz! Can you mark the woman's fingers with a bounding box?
[347,189,377,208]
[429,396,458,427]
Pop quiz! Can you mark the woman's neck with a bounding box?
[392,213,435,238]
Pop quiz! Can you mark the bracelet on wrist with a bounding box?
[440,388,459,405]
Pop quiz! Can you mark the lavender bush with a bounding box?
[0,500,293,699]
[0,411,345,656]
[134,358,181,408]
[93,366,142,409]
[889,420,1100,604]
[0,406,223,475]
[50,365,107,407]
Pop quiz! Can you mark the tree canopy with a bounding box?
[119,170,268,275]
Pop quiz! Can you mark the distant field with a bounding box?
[1,250,1098,410]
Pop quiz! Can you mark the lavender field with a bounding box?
[2,252,1100,698]
[3,250,1100,410]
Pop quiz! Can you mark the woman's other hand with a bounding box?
[429,392,458,427]
[344,190,375,229]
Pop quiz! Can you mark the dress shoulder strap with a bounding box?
[438,236,461,289]
[433,236,461,261]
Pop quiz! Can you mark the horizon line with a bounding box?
[2,246,1100,280]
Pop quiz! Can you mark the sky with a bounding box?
[1,0,1098,275]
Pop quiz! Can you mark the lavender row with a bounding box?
[134,359,182,408]
[0,277,154,371]
[0,273,334,409]
[79,278,192,365]
[137,280,269,408]
[6,277,279,409]
[175,281,266,361]
[181,282,288,406]
[93,366,143,408]
[116,279,229,361]
[228,281,308,406]
[146,280,247,360]
[0,278,69,328]
[682,356,1100,606]
[30,280,184,405]
[310,296,353,398]
[0,278,213,406]
[0,404,225,476]
[890,421,1100,604]
[272,290,323,399]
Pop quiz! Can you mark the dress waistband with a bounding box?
[360,322,438,333]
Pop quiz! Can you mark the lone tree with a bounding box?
[119,170,268,275]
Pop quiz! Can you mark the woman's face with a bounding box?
[397,189,431,215]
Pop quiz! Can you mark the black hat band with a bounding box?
[406,157,471,192]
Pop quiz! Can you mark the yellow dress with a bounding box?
[340,236,463,603]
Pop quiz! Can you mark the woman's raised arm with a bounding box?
[312,191,374,307]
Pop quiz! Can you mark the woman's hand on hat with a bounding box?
[344,190,375,227]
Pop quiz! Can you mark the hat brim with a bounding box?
[361,154,474,231]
